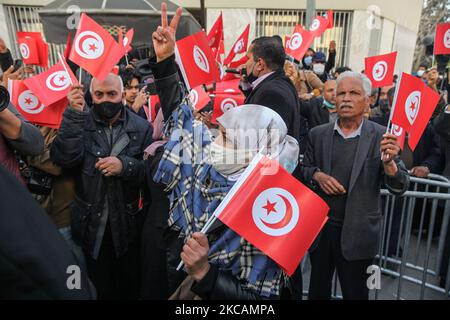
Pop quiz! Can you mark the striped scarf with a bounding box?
[154,102,284,298]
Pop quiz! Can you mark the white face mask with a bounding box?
[417,70,425,77]
[313,63,325,75]
[209,141,257,177]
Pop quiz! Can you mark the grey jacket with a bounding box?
[3,102,44,156]
[301,119,410,261]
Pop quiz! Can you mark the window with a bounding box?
[256,9,353,68]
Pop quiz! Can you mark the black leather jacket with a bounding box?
[50,105,152,258]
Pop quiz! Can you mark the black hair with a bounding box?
[250,36,286,70]
[272,35,284,47]
[128,49,140,61]
[335,66,352,75]
[120,69,142,87]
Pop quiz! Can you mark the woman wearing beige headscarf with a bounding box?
[148,3,301,300]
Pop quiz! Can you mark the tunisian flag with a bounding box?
[284,35,291,50]
[391,123,406,150]
[365,52,397,88]
[211,39,226,64]
[211,92,245,123]
[285,25,315,61]
[17,32,49,68]
[223,24,250,66]
[434,23,450,55]
[16,35,39,65]
[213,154,329,276]
[8,79,67,128]
[69,13,124,81]
[24,56,78,107]
[175,30,221,90]
[189,85,211,111]
[390,73,441,151]
[207,13,224,52]
[309,10,334,38]
[118,28,134,54]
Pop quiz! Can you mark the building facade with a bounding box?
[177,0,424,74]
[0,0,423,74]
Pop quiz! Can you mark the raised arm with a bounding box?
[150,3,184,121]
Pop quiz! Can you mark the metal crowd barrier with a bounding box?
[374,174,450,300]
[300,173,450,300]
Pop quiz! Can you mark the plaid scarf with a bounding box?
[154,102,283,298]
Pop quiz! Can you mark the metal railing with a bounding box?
[300,173,450,300]
[374,174,450,300]
[4,5,64,70]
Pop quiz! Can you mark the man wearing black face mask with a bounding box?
[50,74,153,299]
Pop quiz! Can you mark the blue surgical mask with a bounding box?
[313,63,325,75]
[304,56,313,67]
[323,99,335,109]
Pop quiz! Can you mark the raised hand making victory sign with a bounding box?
[152,3,182,62]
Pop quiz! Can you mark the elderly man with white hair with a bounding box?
[301,71,410,300]
[50,73,153,299]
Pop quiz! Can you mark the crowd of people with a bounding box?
[0,4,450,300]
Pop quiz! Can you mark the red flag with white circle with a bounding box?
[17,36,39,65]
[285,25,315,62]
[8,79,67,128]
[214,155,329,276]
[223,24,250,66]
[207,13,224,52]
[118,28,134,55]
[69,13,124,81]
[24,56,78,107]
[391,123,406,150]
[365,52,397,88]
[17,32,48,68]
[434,23,450,55]
[284,35,291,50]
[307,10,334,38]
[390,73,441,151]
[211,93,245,123]
[189,86,211,111]
[123,29,134,54]
[175,30,221,90]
